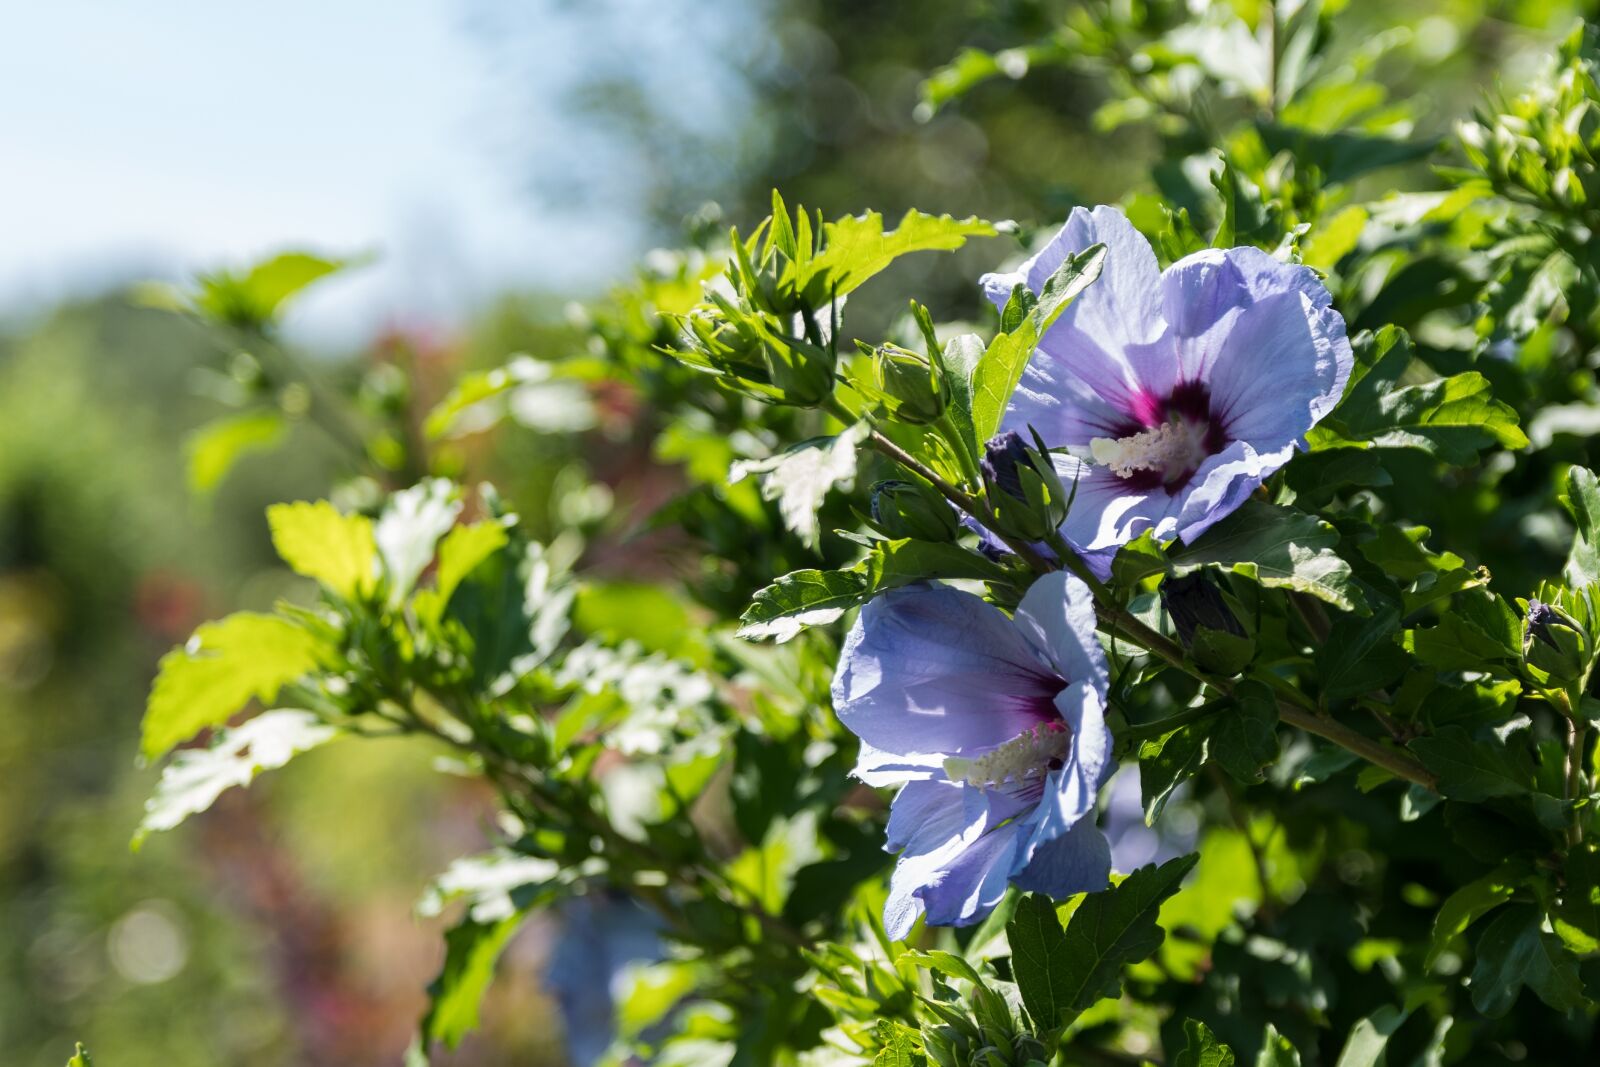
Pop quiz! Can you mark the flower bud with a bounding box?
[1161,572,1254,676]
[981,431,1068,543]
[872,344,947,424]
[1524,599,1589,685]
[869,480,961,542]
[981,431,1031,500]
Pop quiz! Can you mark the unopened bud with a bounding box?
[1162,572,1254,676]
[1524,599,1589,685]
[981,431,1068,543]
[870,480,961,542]
[981,431,1031,501]
[872,344,947,424]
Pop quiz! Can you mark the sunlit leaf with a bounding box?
[142,613,326,760]
[185,410,286,495]
[267,499,378,601]
[135,710,338,847]
[729,423,866,549]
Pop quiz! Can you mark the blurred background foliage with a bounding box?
[0,1,1587,1064]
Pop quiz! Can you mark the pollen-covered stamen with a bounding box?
[1089,416,1210,486]
[943,721,1071,790]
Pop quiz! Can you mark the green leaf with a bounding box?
[1170,500,1366,612]
[415,520,512,625]
[1409,725,1533,802]
[796,209,998,305]
[872,1020,926,1067]
[1302,205,1368,271]
[142,612,326,760]
[67,1044,93,1067]
[1333,1004,1412,1067]
[1140,722,1210,824]
[1427,862,1526,970]
[1283,448,1391,507]
[1357,523,1484,615]
[1314,328,1526,463]
[1316,607,1409,701]
[1174,1019,1236,1067]
[1210,680,1280,784]
[1111,530,1170,589]
[267,500,378,601]
[1403,589,1521,672]
[135,710,338,848]
[424,355,595,439]
[417,849,560,923]
[738,539,1011,642]
[730,424,866,549]
[738,569,870,642]
[1561,466,1600,588]
[1007,853,1198,1032]
[194,251,350,327]
[1553,846,1600,955]
[448,541,574,689]
[726,810,824,914]
[421,912,528,1049]
[939,332,986,458]
[1469,905,1585,1017]
[185,410,287,495]
[1255,1023,1301,1067]
[970,244,1106,443]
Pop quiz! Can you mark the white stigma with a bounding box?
[943,722,1071,790]
[1089,417,1209,483]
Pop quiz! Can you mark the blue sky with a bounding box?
[0,0,741,343]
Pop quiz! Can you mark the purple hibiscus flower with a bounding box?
[981,206,1353,574]
[831,572,1113,938]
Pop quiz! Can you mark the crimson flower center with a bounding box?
[1091,381,1229,491]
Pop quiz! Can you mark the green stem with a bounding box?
[1555,688,1588,846]
[935,409,984,489]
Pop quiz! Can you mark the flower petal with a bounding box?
[1007,330,1148,444]
[1204,289,1352,446]
[885,778,966,853]
[992,207,1167,445]
[831,584,1062,758]
[911,822,1023,932]
[854,742,947,787]
[1013,572,1110,695]
[882,780,1014,938]
[1053,454,1180,555]
[1170,438,1298,545]
[983,206,1163,354]
[1011,817,1112,897]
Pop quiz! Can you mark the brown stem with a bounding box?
[1274,702,1437,790]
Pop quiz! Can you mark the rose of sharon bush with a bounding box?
[981,206,1354,573]
[831,572,1112,937]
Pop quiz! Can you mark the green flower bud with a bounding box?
[1524,599,1590,685]
[870,480,961,542]
[872,343,948,424]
